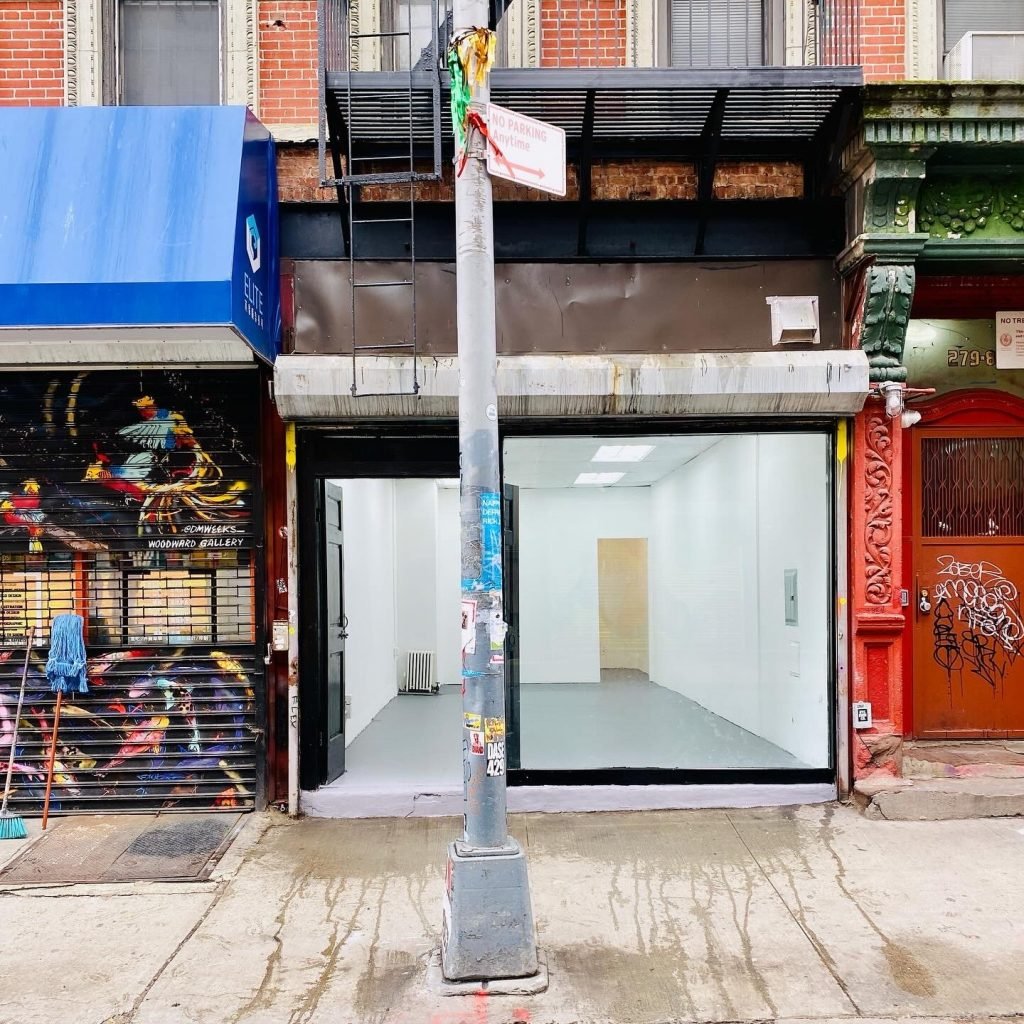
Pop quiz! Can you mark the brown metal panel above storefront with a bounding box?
[289,260,843,356]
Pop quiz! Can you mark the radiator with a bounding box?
[401,650,437,694]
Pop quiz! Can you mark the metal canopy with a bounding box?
[326,66,862,154]
[0,106,281,364]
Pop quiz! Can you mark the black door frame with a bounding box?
[298,417,837,790]
[298,426,460,789]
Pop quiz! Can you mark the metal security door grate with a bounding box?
[0,371,263,815]
[921,436,1024,538]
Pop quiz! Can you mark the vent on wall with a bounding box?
[401,650,437,694]
[945,32,1024,80]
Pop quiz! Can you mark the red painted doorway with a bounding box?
[910,394,1024,738]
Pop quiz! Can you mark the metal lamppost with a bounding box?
[439,5,539,984]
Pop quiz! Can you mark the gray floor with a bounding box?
[339,678,809,788]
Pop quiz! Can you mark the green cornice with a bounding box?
[859,83,1024,155]
[864,83,1024,123]
[845,85,1024,381]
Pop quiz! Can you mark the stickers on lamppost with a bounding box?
[483,717,505,775]
[461,599,477,655]
[485,103,566,198]
[996,312,1024,368]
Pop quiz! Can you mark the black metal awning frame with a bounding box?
[323,65,862,258]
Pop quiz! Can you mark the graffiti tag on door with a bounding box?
[932,555,1024,688]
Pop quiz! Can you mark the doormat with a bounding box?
[0,813,244,884]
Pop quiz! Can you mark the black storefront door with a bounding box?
[322,481,347,782]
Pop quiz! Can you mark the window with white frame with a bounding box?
[117,0,222,105]
[668,0,764,68]
[64,0,255,109]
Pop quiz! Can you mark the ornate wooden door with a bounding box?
[913,428,1024,737]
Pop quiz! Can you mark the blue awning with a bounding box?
[0,106,280,364]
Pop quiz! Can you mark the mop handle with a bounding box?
[1,626,34,814]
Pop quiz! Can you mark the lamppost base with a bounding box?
[441,838,539,982]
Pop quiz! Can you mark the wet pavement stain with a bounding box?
[549,941,694,1022]
[883,940,938,997]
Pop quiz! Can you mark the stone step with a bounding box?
[903,739,1024,780]
[854,776,1024,821]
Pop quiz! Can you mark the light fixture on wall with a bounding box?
[875,382,934,427]
[878,381,904,419]
[591,445,655,463]
[574,472,625,486]
[435,478,460,489]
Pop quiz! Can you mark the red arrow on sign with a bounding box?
[505,161,546,181]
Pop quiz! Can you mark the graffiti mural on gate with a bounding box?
[0,374,251,551]
[931,555,1024,690]
[0,372,259,810]
[0,648,254,810]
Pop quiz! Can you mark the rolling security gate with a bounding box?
[0,370,263,814]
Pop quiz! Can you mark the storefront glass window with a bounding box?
[502,432,832,771]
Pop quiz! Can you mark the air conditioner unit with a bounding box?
[945,32,1024,81]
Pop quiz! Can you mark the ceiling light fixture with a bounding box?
[591,445,655,463]
[574,472,625,486]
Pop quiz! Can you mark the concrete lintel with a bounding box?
[274,352,870,421]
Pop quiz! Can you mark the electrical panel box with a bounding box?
[853,701,873,730]
[785,569,799,626]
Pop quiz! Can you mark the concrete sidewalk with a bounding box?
[1,804,1023,1024]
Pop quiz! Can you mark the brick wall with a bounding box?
[540,0,626,67]
[276,148,807,204]
[713,162,804,200]
[0,1,63,106]
[260,0,319,125]
[857,0,906,81]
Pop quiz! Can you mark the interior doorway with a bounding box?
[597,538,649,678]
[314,477,464,788]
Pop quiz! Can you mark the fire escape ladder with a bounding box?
[318,0,444,398]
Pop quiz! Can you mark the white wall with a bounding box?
[336,479,397,746]
[435,486,462,685]
[649,437,762,736]
[754,434,829,766]
[394,479,438,685]
[648,435,830,767]
[519,488,650,683]
[334,478,463,747]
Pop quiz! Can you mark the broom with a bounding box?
[0,626,35,840]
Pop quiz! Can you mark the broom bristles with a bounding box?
[0,811,27,840]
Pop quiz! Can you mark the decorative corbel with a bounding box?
[860,263,915,383]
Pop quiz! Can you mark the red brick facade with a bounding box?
[0,1,63,106]
[540,0,627,67]
[858,0,906,82]
[259,0,319,125]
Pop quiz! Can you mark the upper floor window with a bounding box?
[669,0,764,68]
[113,0,222,105]
[381,0,441,71]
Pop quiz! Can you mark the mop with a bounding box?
[42,614,88,830]
[0,627,35,840]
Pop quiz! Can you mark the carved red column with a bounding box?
[850,405,906,778]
